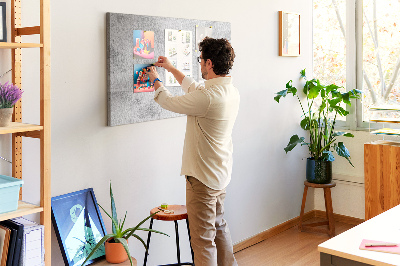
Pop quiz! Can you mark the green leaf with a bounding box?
[325,84,339,94]
[343,133,354,137]
[300,117,310,130]
[284,135,305,153]
[98,204,120,236]
[110,182,118,234]
[274,89,288,103]
[81,234,114,266]
[136,227,170,237]
[300,69,306,78]
[321,151,335,162]
[114,238,133,266]
[123,211,160,239]
[332,131,345,137]
[131,234,148,251]
[328,97,342,108]
[335,142,354,167]
[341,92,351,105]
[308,85,320,99]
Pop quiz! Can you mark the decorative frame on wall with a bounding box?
[51,188,107,266]
[279,11,300,56]
[106,13,231,126]
[0,2,6,42]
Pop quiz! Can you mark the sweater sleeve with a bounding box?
[154,85,210,117]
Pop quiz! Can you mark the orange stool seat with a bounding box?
[150,205,188,221]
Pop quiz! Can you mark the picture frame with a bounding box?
[51,188,107,266]
[279,11,300,56]
[0,2,6,42]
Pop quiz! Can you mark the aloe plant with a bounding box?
[274,69,362,166]
[81,183,168,266]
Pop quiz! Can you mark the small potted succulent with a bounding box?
[81,183,168,266]
[0,82,23,127]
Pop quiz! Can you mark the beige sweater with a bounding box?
[154,76,240,190]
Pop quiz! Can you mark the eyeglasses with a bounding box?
[197,56,203,63]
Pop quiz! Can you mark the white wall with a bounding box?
[0,0,315,264]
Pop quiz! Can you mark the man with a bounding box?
[145,37,239,266]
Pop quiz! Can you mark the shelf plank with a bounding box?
[370,118,400,123]
[0,122,42,134]
[0,201,43,221]
[0,42,43,49]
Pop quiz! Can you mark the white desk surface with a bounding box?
[318,205,400,266]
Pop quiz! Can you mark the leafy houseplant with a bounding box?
[274,69,362,183]
[82,183,168,266]
[0,82,23,127]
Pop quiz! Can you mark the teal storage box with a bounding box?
[0,175,24,214]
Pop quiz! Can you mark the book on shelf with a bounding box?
[0,222,16,266]
[10,217,44,266]
[0,225,11,266]
[0,220,23,266]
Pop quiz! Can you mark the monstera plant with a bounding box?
[274,69,362,183]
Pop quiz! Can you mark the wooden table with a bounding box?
[91,257,137,266]
[318,204,400,265]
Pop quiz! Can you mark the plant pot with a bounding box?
[0,108,13,127]
[306,158,332,184]
[105,238,128,264]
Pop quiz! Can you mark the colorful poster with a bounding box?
[133,30,155,59]
[164,29,193,86]
[133,64,154,93]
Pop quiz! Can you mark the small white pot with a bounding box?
[0,108,14,127]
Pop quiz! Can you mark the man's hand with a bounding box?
[143,66,159,83]
[154,56,175,72]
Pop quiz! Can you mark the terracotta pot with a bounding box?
[0,108,13,127]
[105,238,129,264]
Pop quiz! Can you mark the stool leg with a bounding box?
[324,188,335,237]
[143,218,154,266]
[298,185,308,231]
[186,218,194,264]
[174,220,182,265]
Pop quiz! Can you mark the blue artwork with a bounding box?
[51,188,107,266]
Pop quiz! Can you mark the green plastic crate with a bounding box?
[0,175,24,214]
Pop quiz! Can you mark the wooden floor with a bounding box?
[234,217,354,266]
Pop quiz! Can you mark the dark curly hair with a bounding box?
[199,37,235,75]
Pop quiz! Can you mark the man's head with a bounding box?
[199,37,235,79]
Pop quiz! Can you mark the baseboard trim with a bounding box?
[314,210,364,225]
[233,210,315,253]
[233,210,365,253]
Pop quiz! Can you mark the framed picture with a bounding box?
[279,11,300,56]
[51,188,107,266]
[0,2,6,42]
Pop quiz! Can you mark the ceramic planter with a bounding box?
[306,158,332,184]
[105,238,128,264]
[0,108,13,127]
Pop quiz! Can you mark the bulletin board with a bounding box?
[106,13,231,126]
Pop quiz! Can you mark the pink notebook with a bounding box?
[359,239,400,255]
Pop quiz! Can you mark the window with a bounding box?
[313,0,400,130]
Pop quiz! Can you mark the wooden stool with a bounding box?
[298,181,336,237]
[143,205,194,266]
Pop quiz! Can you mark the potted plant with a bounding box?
[0,82,23,127]
[82,183,168,266]
[274,69,362,184]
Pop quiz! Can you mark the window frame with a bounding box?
[315,0,400,131]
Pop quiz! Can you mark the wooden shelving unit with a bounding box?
[0,0,51,265]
